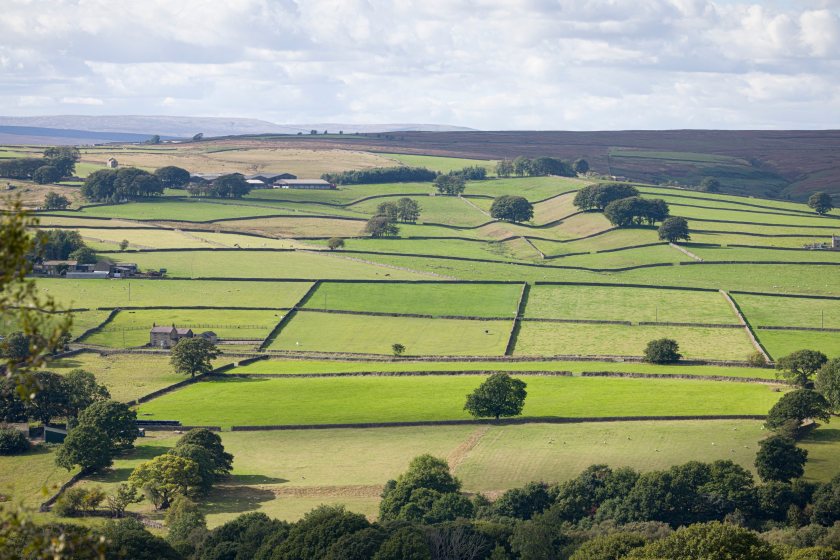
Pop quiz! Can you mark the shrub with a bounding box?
[644,338,681,364]
[53,486,106,517]
[327,237,345,251]
[0,427,29,455]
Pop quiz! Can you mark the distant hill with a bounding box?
[266,129,840,200]
[0,115,474,141]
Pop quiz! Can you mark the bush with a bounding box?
[643,338,681,364]
[0,427,29,455]
[748,351,769,367]
[53,486,106,517]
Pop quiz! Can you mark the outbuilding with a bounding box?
[274,179,335,190]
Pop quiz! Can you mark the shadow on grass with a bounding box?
[201,484,277,515]
[801,427,840,445]
[47,358,86,369]
[228,474,288,485]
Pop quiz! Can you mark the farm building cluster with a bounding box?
[149,325,218,348]
[33,261,138,279]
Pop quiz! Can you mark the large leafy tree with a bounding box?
[490,195,534,223]
[434,174,466,195]
[43,146,80,178]
[43,192,70,210]
[644,338,681,364]
[211,173,251,198]
[755,435,808,482]
[658,216,690,243]
[396,197,421,222]
[56,424,114,472]
[766,389,831,436]
[365,215,399,238]
[175,428,233,478]
[379,455,464,522]
[815,358,840,413]
[153,166,190,189]
[63,369,110,419]
[624,522,780,560]
[170,337,219,378]
[808,191,835,215]
[129,454,202,509]
[464,373,527,420]
[777,349,828,387]
[77,400,138,451]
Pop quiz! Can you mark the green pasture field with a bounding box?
[691,221,840,236]
[321,237,541,262]
[524,285,739,324]
[514,322,755,360]
[209,216,367,237]
[688,231,824,248]
[53,200,291,222]
[734,293,840,329]
[548,244,688,268]
[270,311,512,355]
[230,358,776,379]
[640,192,816,218]
[302,282,522,317]
[85,309,283,348]
[691,246,840,263]
[349,195,491,226]
[45,351,188,403]
[529,228,660,256]
[755,329,840,360]
[0,446,77,510]
[532,192,579,224]
[78,227,213,249]
[378,153,497,174]
[353,254,839,296]
[122,250,436,280]
[135,375,783,427]
[244,182,436,205]
[205,198,367,219]
[185,232,306,249]
[670,204,837,227]
[0,309,110,340]
[638,186,840,217]
[463,177,588,200]
[34,215,152,228]
[38,279,313,309]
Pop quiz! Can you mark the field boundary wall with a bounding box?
[721,291,773,363]
[504,283,529,356]
[73,308,121,342]
[580,371,781,384]
[229,414,768,431]
[258,281,322,350]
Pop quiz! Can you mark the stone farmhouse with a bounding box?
[149,325,194,348]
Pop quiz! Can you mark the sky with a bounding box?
[0,0,839,130]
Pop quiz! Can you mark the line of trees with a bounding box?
[0,146,80,183]
[81,168,165,202]
[322,166,437,185]
[496,156,584,178]
[186,173,252,198]
[573,183,640,211]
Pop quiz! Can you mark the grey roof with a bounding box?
[276,179,332,185]
[150,326,176,333]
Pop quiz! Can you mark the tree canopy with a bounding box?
[766,389,831,436]
[573,183,639,211]
[490,195,534,223]
[658,216,690,243]
[434,174,466,195]
[170,338,219,378]
[777,349,828,387]
[464,373,528,420]
[604,197,669,227]
[815,358,840,413]
[808,192,834,215]
[644,338,681,364]
[755,435,808,482]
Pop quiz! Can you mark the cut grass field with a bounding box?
[351,195,491,227]
[206,216,366,237]
[524,285,739,324]
[735,293,840,329]
[755,329,840,360]
[76,420,840,526]
[0,446,77,510]
[302,282,522,317]
[514,322,756,360]
[55,199,292,221]
[321,237,541,262]
[134,375,783,428]
[270,311,512,355]
[229,358,777,379]
[46,351,187,402]
[38,279,313,309]
[692,246,840,263]
[379,153,497,174]
[85,309,283,348]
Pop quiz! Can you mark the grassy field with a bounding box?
[734,293,840,329]
[320,237,541,262]
[514,322,756,360]
[134,375,783,427]
[229,358,777,379]
[692,246,840,263]
[122,250,437,280]
[0,446,77,510]
[302,282,522,317]
[74,420,840,525]
[350,195,491,226]
[85,309,283,348]
[38,279,313,309]
[755,329,840,360]
[46,351,188,402]
[270,311,512,355]
[378,153,497,174]
[206,216,367,237]
[524,285,739,324]
[532,192,579,224]
[548,244,689,268]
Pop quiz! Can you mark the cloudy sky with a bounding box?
[1,0,839,130]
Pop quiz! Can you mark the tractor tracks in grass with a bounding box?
[448,426,490,471]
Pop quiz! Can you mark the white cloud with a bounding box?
[0,0,837,128]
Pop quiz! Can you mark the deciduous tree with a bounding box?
[434,174,466,195]
[129,453,202,509]
[658,216,690,243]
[56,424,113,472]
[365,215,399,237]
[777,350,828,387]
[43,192,70,210]
[464,373,527,420]
[154,166,191,189]
[396,197,421,222]
[490,195,534,223]
[815,358,840,413]
[766,389,831,436]
[32,166,62,185]
[755,435,808,482]
[327,237,345,251]
[644,338,681,364]
[808,192,834,215]
[170,337,219,378]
